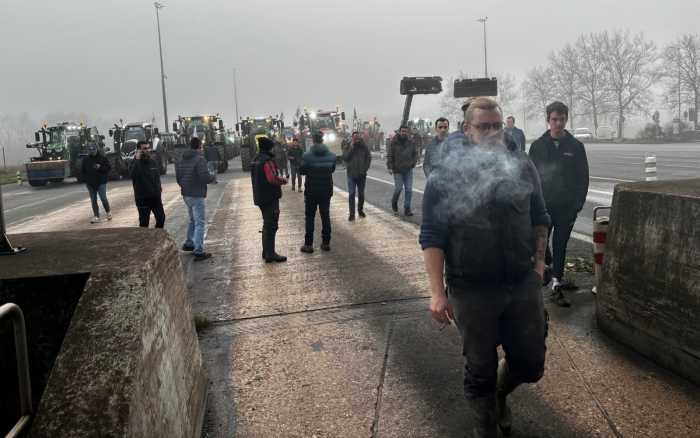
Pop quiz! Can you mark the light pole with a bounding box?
[154,2,169,132]
[233,68,240,122]
[477,16,488,77]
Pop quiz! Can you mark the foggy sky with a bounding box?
[1,0,699,136]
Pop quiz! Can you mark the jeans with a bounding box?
[391,168,413,211]
[207,161,219,180]
[259,199,280,258]
[448,271,546,399]
[183,196,206,254]
[304,195,331,245]
[290,165,302,189]
[546,208,578,279]
[136,196,165,228]
[347,173,367,215]
[87,184,110,217]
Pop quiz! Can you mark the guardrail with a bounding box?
[1,303,33,438]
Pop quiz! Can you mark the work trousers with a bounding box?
[546,208,578,279]
[259,199,280,258]
[347,173,367,215]
[448,271,546,399]
[136,196,165,228]
[304,195,331,245]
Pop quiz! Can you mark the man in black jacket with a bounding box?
[300,131,336,253]
[420,97,550,437]
[131,140,165,228]
[341,132,371,221]
[81,143,112,224]
[251,136,288,263]
[176,137,216,261]
[529,101,590,307]
[387,125,419,216]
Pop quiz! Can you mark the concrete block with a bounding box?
[0,229,207,437]
[597,179,700,385]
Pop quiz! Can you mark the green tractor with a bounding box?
[236,116,284,171]
[172,115,235,173]
[24,122,109,187]
[108,121,170,178]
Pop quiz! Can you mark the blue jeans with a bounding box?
[87,184,110,217]
[347,173,367,214]
[391,168,413,211]
[183,196,206,254]
[207,161,219,181]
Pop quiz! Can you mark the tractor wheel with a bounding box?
[240,148,251,171]
[28,179,48,187]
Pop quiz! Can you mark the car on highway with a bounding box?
[573,127,593,140]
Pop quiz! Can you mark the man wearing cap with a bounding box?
[81,143,112,224]
[251,136,288,262]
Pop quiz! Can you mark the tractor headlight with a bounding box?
[325,132,336,142]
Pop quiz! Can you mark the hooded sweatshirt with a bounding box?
[300,143,336,198]
[175,149,215,198]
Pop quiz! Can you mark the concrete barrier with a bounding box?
[597,179,700,385]
[0,229,207,437]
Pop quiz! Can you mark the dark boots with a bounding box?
[496,359,518,436]
[262,229,286,263]
[349,196,355,221]
[468,396,499,438]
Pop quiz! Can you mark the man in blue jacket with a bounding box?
[176,137,216,261]
[420,97,550,437]
[300,131,336,253]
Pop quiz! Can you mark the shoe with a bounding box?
[467,396,498,438]
[321,242,331,252]
[193,252,212,262]
[265,253,287,263]
[550,285,571,307]
[404,209,414,217]
[348,214,355,221]
[291,187,295,192]
[106,212,113,221]
[90,216,101,224]
[182,244,195,252]
[496,359,514,436]
[300,245,314,253]
[391,200,399,215]
[542,266,553,286]
[358,210,366,218]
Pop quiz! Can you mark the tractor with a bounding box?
[108,121,170,177]
[236,116,284,171]
[172,115,234,173]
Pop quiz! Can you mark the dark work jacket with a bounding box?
[386,136,418,173]
[528,130,589,213]
[419,143,550,286]
[504,127,526,152]
[300,143,336,198]
[130,156,162,200]
[176,150,215,198]
[342,140,372,178]
[251,151,282,206]
[204,144,221,162]
[288,145,304,168]
[81,153,111,189]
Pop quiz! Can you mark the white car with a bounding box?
[573,127,593,140]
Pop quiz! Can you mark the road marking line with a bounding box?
[589,176,634,182]
[4,189,86,213]
[588,189,613,196]
[366,175,425,194]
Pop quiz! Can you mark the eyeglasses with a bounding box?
[470,122,504,132]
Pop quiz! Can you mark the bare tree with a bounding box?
[0,113,37,165]
[438,74,468,127]
[664,34,700,130]
[574,33,613,134]
[523,66,555,130]
[600,30,662,139]
[496,73,519,118]
[549,44,581,129]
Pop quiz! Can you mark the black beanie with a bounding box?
[258,136,274,152]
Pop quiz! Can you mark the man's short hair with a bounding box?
[435,117,449,127]
[190,137,202,149]
[546,101,569,120]
[399,125,409,130]
[506,116,515,122]
[464,97,502,125]
[461,98,476,112]
[352,131,360,136]
[312,131,324,143]
[258,136,274,152]
[137,140,150,149]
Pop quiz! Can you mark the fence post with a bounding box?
[592,206,612,295]
[645,152,657,181]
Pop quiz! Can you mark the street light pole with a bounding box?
[233,68,240,122]
[477,17,488,77]
[154,2,169,132]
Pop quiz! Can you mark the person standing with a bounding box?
[423,117,449,177]
[204,142,221,182]
[505,116,527,152]
[176,137,216,261]
[300,131,336,253]
[342,131,372,221]
[130,140,165,228]
[420,97,550,437]
[272,140,289,179]
[287,137,304,191]
[81,143,112,224]
[529,101,590,307]
[251,136,288,263]
[386,125,419,216]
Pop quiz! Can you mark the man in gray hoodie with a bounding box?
[176,137,216,261]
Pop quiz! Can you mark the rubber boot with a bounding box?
[261,229,268,260]
[467,396,499,438]
[265,230,287,263]
[496,359,518,436]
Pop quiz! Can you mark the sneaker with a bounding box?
[404,209,414,217]
[193,252,212,262]
[106,212,113,221]
[265,253,288,263]
[321,242,331,252]
[358,210,366,218]
[550,286,571,307]
[181,244,195,252]
[300,245,314,254]
[348,214,355,222]
[90,216,101,224]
